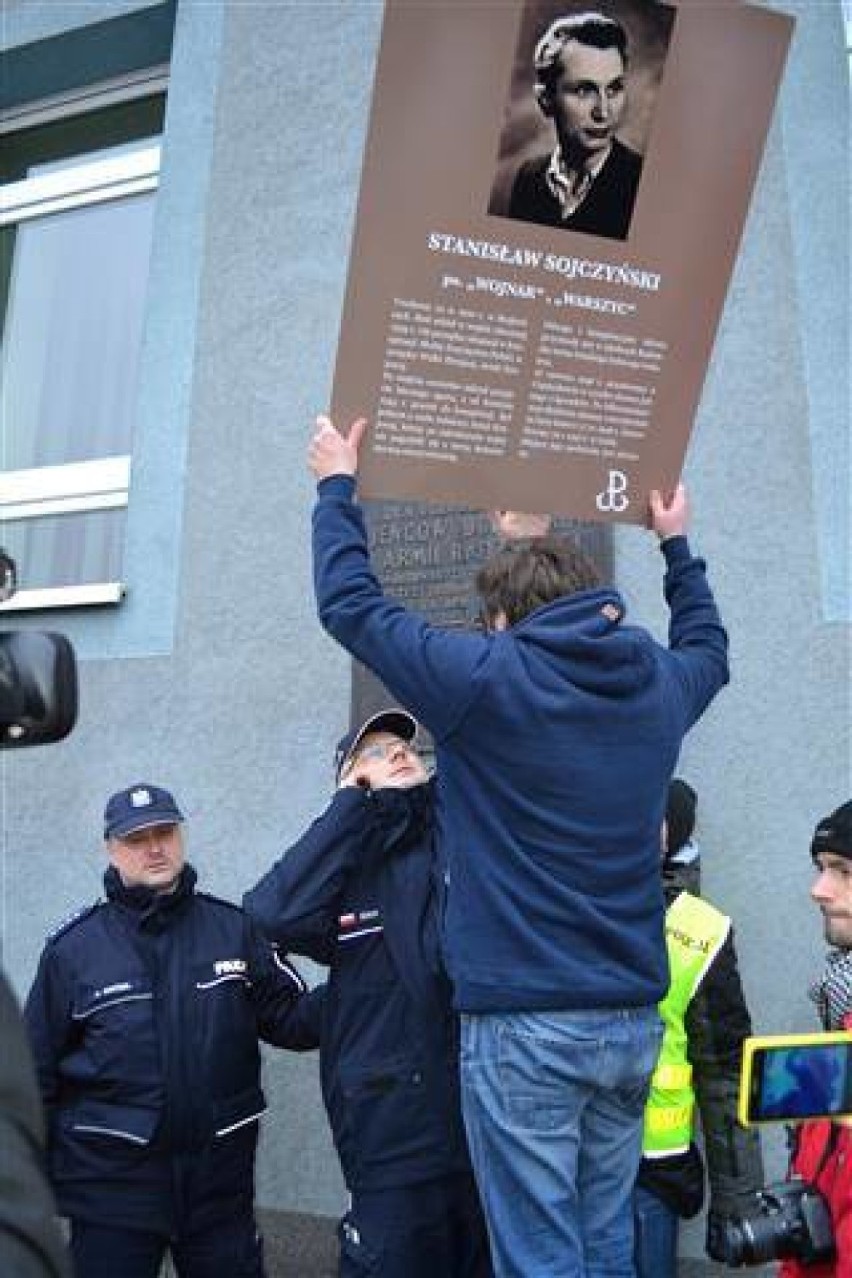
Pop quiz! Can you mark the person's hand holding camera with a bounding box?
[705,1208,738,1264]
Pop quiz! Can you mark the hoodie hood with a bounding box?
[510,587,656,699]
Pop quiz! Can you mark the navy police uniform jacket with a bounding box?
[244,781,470,1191]
[24,864,318,1233]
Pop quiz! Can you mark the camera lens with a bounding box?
[737,1212,795,1265]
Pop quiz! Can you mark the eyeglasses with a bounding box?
[350,738,416,766]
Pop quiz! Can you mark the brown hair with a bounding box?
[475,536,603,629]
[534,13,629,104]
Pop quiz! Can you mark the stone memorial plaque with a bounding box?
[350,501,612,727]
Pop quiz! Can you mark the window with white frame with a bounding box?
[0,85,166,610]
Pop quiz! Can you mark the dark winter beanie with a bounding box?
[665,779,697,859]
[811,801,852,862]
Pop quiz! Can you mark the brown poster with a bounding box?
[331,0,793,524]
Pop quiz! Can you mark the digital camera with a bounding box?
[0,550,78,748]
[717,1179,835,1268]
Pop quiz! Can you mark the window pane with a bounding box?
[1,507,125,591]
[0,92,164,606]
[31,134,158,179]
[0,95,166,183]
[1,189,156,470]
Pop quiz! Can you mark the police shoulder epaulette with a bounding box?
[196,891,241,914]
[47,900,102,942]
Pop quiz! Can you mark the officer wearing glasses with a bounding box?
[245,710,492,1278]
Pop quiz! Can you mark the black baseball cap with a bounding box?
[334,710,418,782]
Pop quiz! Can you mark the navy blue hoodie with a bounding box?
[313,476,729,1014]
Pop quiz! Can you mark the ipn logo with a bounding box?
[595,470,630,514]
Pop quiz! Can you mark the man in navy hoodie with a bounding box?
[307,415,729,1278]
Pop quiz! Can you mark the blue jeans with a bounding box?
[633,1185,678,1278]
[460,1007,663,1278]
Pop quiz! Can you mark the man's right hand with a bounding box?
[649,482,689,542]
[308,415,367,481]
[338,772,371,792]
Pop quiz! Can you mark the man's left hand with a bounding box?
[649,482,689,541]
[308,415,367,481]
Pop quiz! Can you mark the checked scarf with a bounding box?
[809,948,852,1030]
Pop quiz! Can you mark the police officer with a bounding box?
[244,711,492,1278]
[25,782,319,1278]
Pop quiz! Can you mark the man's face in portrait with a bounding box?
[545,41,627,164]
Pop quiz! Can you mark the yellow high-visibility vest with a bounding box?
[642,891,730,1158]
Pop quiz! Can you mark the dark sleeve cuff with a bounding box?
[331,784,372,810]
[660,534,691,565]
[317,474,356,501]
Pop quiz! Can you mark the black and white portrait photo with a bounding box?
[488,1,676,242]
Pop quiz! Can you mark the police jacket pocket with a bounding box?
[193,960,256,1045]
[65,1097,159,1147]
[211,1084,267,1139]
[68,977,157,1084]
[341,1058,438,1185]
[72,978,153,1020]
[53,1099,160,1191]
[194,962,251,993]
